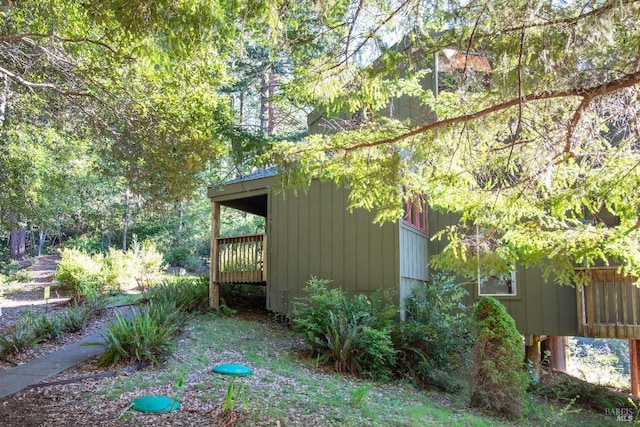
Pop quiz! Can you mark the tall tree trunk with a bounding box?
[9,216,26,260]
[175,203,184,246]
[0,74,7,126]
[37,228,48,256]
[122,188,130,251]
[267,67,276,136]
[259,70,268,135]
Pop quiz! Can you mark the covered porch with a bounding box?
[576,267,640,397]
[208,172,274,309]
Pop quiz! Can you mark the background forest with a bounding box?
[2,1,640,286]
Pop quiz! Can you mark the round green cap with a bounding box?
[212,363,253,376]
[131,395,180,413]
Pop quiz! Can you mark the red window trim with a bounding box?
[403,195,427,233]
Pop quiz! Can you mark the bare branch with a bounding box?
[0,65,89,97]
[564,95,592,156]
[0,32,117,54]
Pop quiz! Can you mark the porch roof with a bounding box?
[207,169,277,217]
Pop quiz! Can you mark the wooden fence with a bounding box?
[576,267,640,339]
[215,234,267,284]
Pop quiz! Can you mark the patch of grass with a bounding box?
[92,313,626,427]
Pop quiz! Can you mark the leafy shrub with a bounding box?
[129,239,166,289]
[163,245,201,270]
[101,248,132,293]
[33,313,64,341]
[148,275,209,313]
[0,316,38,355]
[56,240,167,295]
[0,258,19,277]
[62,303,96,333]
[392,275,471,391]
[293,277,397,380]
[64,235,106,254]
[54,248,102,291]
[470,296,529,418]
[96,301,183,366]
[12,269,31,283]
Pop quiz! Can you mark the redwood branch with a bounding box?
[564,95,592,155]
[333,70,640,152]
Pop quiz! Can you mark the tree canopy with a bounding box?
[2,0,640,282]
[269,0,640,283]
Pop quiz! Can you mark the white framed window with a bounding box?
[478,270,516,296]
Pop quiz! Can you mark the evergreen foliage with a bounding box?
[96,276,210,366]
[392,275,471,391]
[293,277,397,380]
[293,276,471,386]
[96,301,183,367]
[470,296,528,418]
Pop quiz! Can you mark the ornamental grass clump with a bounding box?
[96,301,183,367]
[147,275,209,313]
[470,296,529,418]
[62,302,97,333]
[0,316,38,355]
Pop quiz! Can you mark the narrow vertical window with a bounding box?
[403,195,427,233]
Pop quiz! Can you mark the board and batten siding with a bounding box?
[427,208,579,337]
[267,179,400,316]
[399,223,429,316]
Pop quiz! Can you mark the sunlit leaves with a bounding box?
[270,0,640,283]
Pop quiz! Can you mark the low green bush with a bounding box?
[293,275,473,387]
[96,301,184,366]
[0,316,38,355]
[62,303,96,333]
[33,313,64,341]
[148,275,209,313]
[293,277,397,380]
[55,240,167,295]
[392,275,471,391]
[54,248,102,291]
[129,239,166,289]
[470,296,529,418]
[101,248,132,293]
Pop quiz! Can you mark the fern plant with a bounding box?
[293,277,397,380]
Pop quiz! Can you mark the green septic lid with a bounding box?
[131,395,180,413]
[212,363,253,376]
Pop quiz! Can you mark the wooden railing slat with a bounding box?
[214,233,266,284]
[577,267,640,339]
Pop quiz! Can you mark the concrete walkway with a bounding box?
[0,306,131,401]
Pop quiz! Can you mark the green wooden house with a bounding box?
[207,170,428,317]
[208,44,640,394]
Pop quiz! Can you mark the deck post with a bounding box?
[209,201,220,309]
[631,339,640,397]
[525,335,541,372]
[542,336,567,372]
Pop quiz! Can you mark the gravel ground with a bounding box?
[0,256,274,426]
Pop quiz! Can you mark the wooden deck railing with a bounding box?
[215,233,267,284]
[577,268,640,339]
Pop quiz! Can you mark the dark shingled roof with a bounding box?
[225,168,278,185]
